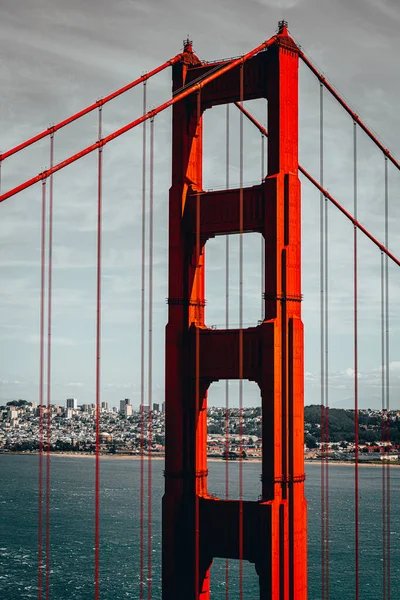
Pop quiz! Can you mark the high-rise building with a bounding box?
[8,408,18,420]
[162,402,166,414]
[66,398,78,410]
[140,404,150,414]
[120,399,131,414]
[124,404,133,417]
[153,403,160,412]
[101,401,108,411]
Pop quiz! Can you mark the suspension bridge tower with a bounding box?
[163,21,307,599]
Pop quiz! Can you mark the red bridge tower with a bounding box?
[163,22,307,599]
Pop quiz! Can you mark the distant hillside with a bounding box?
[304,404,400,445]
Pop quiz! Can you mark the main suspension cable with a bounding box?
[0,35,277,205]
[232,102,400,268]
[0,57,181,163]
[298,51,400,172]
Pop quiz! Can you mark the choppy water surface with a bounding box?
[0,455,399,599]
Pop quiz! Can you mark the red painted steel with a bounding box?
[0,56,181,162]
[162,23,307,599]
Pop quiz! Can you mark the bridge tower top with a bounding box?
[183,37,193,53]
[278,19,289,35]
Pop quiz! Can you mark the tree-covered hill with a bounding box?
[305,405,400,445]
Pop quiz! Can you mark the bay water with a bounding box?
[0,455,399,599]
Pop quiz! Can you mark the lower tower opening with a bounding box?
[206,380,262,502]
[209,557,260,600]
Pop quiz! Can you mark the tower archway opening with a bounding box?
[206,379,262,501]
[208,557,260,599]
[205,232,264,330]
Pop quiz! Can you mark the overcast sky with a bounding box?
[0,0,399,410]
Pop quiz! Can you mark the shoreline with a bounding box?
[1,451,399,467]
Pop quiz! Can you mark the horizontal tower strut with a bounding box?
[299,51,400,171]
[0,34,277,204]
[0,55,182,162]
[185,185,264,239]
[234,102,400,269]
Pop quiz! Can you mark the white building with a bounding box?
[124,404,133,417]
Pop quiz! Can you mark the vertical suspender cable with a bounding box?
[38,178,47,600]
[147,116,155,600]
[381,248,386,600]
[195,88,202,598]
[45,132,55,600]
[261,130,265,321]
[381,252,388,600]
[238,61,244,600]
[140,81,147,600]
[225,102,230,600]
[324,119,330,600]
[353,121,359,600]
[94,103,103,600]
[384,155,390,600]
[319,82,326,600]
